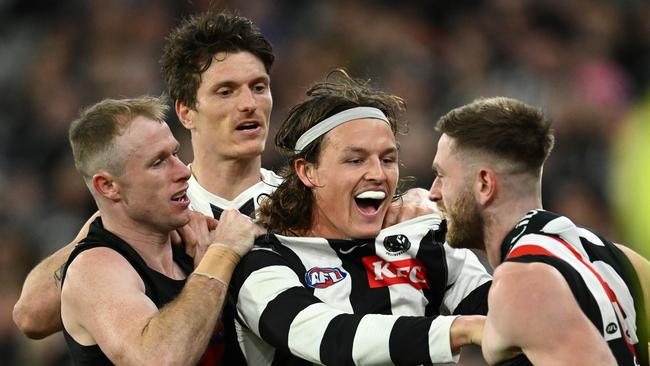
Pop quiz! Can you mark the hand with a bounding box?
[174,211,219,266]
[449,315,485,353]
[383,188,441,227]
[209,209,266,257]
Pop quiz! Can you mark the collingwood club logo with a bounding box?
[605,322,618,334]
[383,234,411,256]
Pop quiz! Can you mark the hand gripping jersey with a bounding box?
[223,214,492,365]
[499,210,647,366]
[186,167,283,365]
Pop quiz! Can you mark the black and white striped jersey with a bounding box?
[187,166,282,219]
[500,209,646,366]
[224,214,492,365]
[186,166,282,366]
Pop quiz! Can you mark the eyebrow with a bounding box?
[343,146,398,155]
[211,74,270,89]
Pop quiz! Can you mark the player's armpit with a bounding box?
[482,262,617,366]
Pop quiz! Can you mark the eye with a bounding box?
[216,88,233,97]
[347,158,363,165]
[253,83,267,94]
[382,157,396,164]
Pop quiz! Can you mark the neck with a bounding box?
[483,193,542,269]
[191,153,262,201]
[99,211,178,278]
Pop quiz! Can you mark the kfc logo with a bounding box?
[305,267,347,289]
[362,256,429,289]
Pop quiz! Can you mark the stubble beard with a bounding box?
[444,189,485,251]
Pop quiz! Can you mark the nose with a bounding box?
[364,157,387,182]
[237,87,258,113]
[429,176,441,202]
[173,155,191,182]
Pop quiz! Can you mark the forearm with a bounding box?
[131,245,238,366]
[237,264,463,364]
[13,243,75,338]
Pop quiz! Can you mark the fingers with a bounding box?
[170,230,182,246]
[206,216,219,231]
[176,224,197,249]
[383,200,401,228]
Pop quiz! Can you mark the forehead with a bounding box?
[119,116,176,158]
[433,134,455,169]
[201,51,268,84]
[322,118,396,153]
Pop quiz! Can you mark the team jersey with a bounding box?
[186,166,283,365]
[224,214,492,365]
[188,166,283,219]
[499,209,646,366]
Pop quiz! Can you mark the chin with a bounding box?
[349,223,382,239]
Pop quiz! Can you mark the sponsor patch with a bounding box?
[305,267,347,289]
[362,255,429,289]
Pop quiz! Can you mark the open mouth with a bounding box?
[235,121,261,131]
[354,190,386,215]
[171,191,189,203]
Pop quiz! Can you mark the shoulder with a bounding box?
[490,262,569,309]
[488,262,577,338]
[492,261,564,291]
[63,246,144,295]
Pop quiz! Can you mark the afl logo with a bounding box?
[606,322,618,334]
[305,267,347,289]
[383,234,411,255]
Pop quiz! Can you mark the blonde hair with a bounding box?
[69,96,169,181]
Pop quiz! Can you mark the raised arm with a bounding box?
[231,249,483,365]
[13,211,98,339]
[482,262,617,365]
[61,209,263,365]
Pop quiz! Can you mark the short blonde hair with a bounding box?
[68,96,169,181]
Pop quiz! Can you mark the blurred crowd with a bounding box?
[1,0,648,364]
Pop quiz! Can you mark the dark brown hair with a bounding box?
[160,10,274,109]
[435,97,554,175]
[259,70,406,234]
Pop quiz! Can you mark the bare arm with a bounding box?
[62,209,263,366]
[615,243,650,356]
[13,211,99,339]
[482,262,617,366]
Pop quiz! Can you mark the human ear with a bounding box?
[295,158,317,188]
[175,100,194,130]
[92,172,121,201]
[477,168,497,206]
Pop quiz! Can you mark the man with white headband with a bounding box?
[223,71,492,365]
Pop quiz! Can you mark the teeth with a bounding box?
[355,191,386,200]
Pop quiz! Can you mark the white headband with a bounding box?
[294,106,389,153]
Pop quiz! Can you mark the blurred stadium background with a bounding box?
[1,0,648,364]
